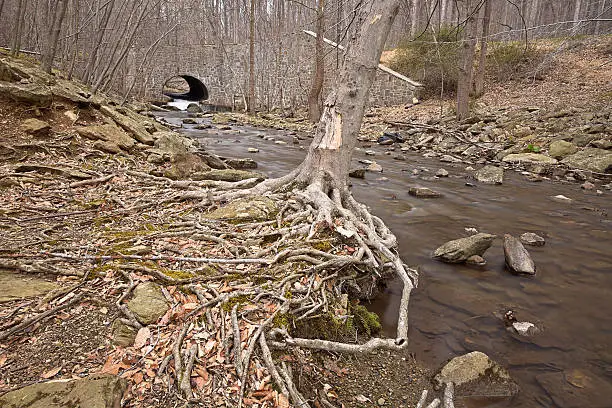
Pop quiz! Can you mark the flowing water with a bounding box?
[157,110,612,407]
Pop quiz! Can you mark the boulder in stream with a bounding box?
[186,103,202,113]
[409,187,443,198]
[520,232,545,247]
[503,234,536,275]
[433,233,496,263]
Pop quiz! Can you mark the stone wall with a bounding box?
[135,32,422,109]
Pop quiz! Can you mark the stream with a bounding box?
[156,110,611,407]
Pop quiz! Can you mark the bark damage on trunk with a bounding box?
[215,0,417,353]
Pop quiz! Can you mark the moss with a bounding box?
[309,240,332,251]
[93,216,114,227]
[162,269,194,280]
[351,304,382,336]
[221,295,250,312]
[272,312,294,330]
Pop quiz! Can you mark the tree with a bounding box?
[41,0,69,73]
[248,0,256,113]
[219,0,416,349]
[307,0,325,122]
[473,0,492,97]
[456,0,479,120]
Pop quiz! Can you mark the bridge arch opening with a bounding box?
[162,75,209,101]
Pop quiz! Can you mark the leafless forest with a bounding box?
[0,0,610,105]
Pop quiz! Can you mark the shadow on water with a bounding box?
[156,111,612,407]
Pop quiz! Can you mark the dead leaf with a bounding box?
[134,327,151,349]
[0,354,7,367]
[277,393,290,408]
[41,366,62,379]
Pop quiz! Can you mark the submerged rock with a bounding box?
[434,351,518,397]
[433,233,496,263]
[127,282,169,325]
[474,165,504,184]
[0,374,127,408]
[520,232,545,247]
[503,234,536,275]
[349,168,366,179]
[536,370,612,408]
[409,187,443,198]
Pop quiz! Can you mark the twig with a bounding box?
[0,294,84,341]
[69,174,115,188]
[231,305,243,377]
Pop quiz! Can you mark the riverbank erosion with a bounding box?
[0,54,441,407]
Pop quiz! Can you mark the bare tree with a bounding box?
[456,0,479,120]
[41,0,69,73]
[308,0,325,122]
[248,0,256,113]
[473,0,492,97]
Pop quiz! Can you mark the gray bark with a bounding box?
[307,0,325,123]
[456,0,479,120]
[42,0,69,73]
[473,0,492,97]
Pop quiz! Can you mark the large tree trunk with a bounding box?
[307,0,325,123]
[473,0,492,97]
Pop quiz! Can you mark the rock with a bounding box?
[377,397,386,406]
[436,168,449,177]
[366,162,383,172]
[549,140,578,159]
[440,154,463,163]
[520,232,545,247]
[536,370,612,408]
[153,131,197,158]
[552,194,573,203]
[194,169,264,182]
[0,81,53,106]
[182,118,197,124]
[409,187,443,198]
[248,147,259,153]
[434,351,518,397]
[0,375,127,408]
[186,103,202,113]
[204,196,277,222]
[111,319,137,346]
[20,118,50,137]
[127,282,169,325]
[502,153,557,165]
[225,158,258,170]
[163,153,210,180]
[511,321,538,336]
[93,140,121,154]
[503,234,536,275]
[466,255,486,266]
[561,148,612,173]
[194,123,212,130]
[590,139,612,149]
[365,150,376,156]
[99,105,154,145]
[474,165,504,184]
[581,181,595,190]
[433,233,496,263]
[349,168,366,179]
[77,123,135,151]
[0,270,59,303]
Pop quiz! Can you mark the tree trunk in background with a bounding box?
[456,0,479,120]
[573,0,583,32]
[248,0,256,113]
[473,0,492,97]
[10,0,27,56]
[0,0,6,21]
[42,0,69,73]
[308,0,325,123]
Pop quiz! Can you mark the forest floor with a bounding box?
[0,36,610,408]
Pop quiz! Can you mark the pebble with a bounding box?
[412,169,420,175]
[436,168,449,177]
[359,159,373,165]
[247,148,259,153]
[377,397,386,406]
[552,194,572,203]
[274,140,287,145]
[365,150,376,156]
[366,162,383,172]
[512,321,537,336]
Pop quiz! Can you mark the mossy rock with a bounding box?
[204,196,277,222]
[126,282,169,325]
